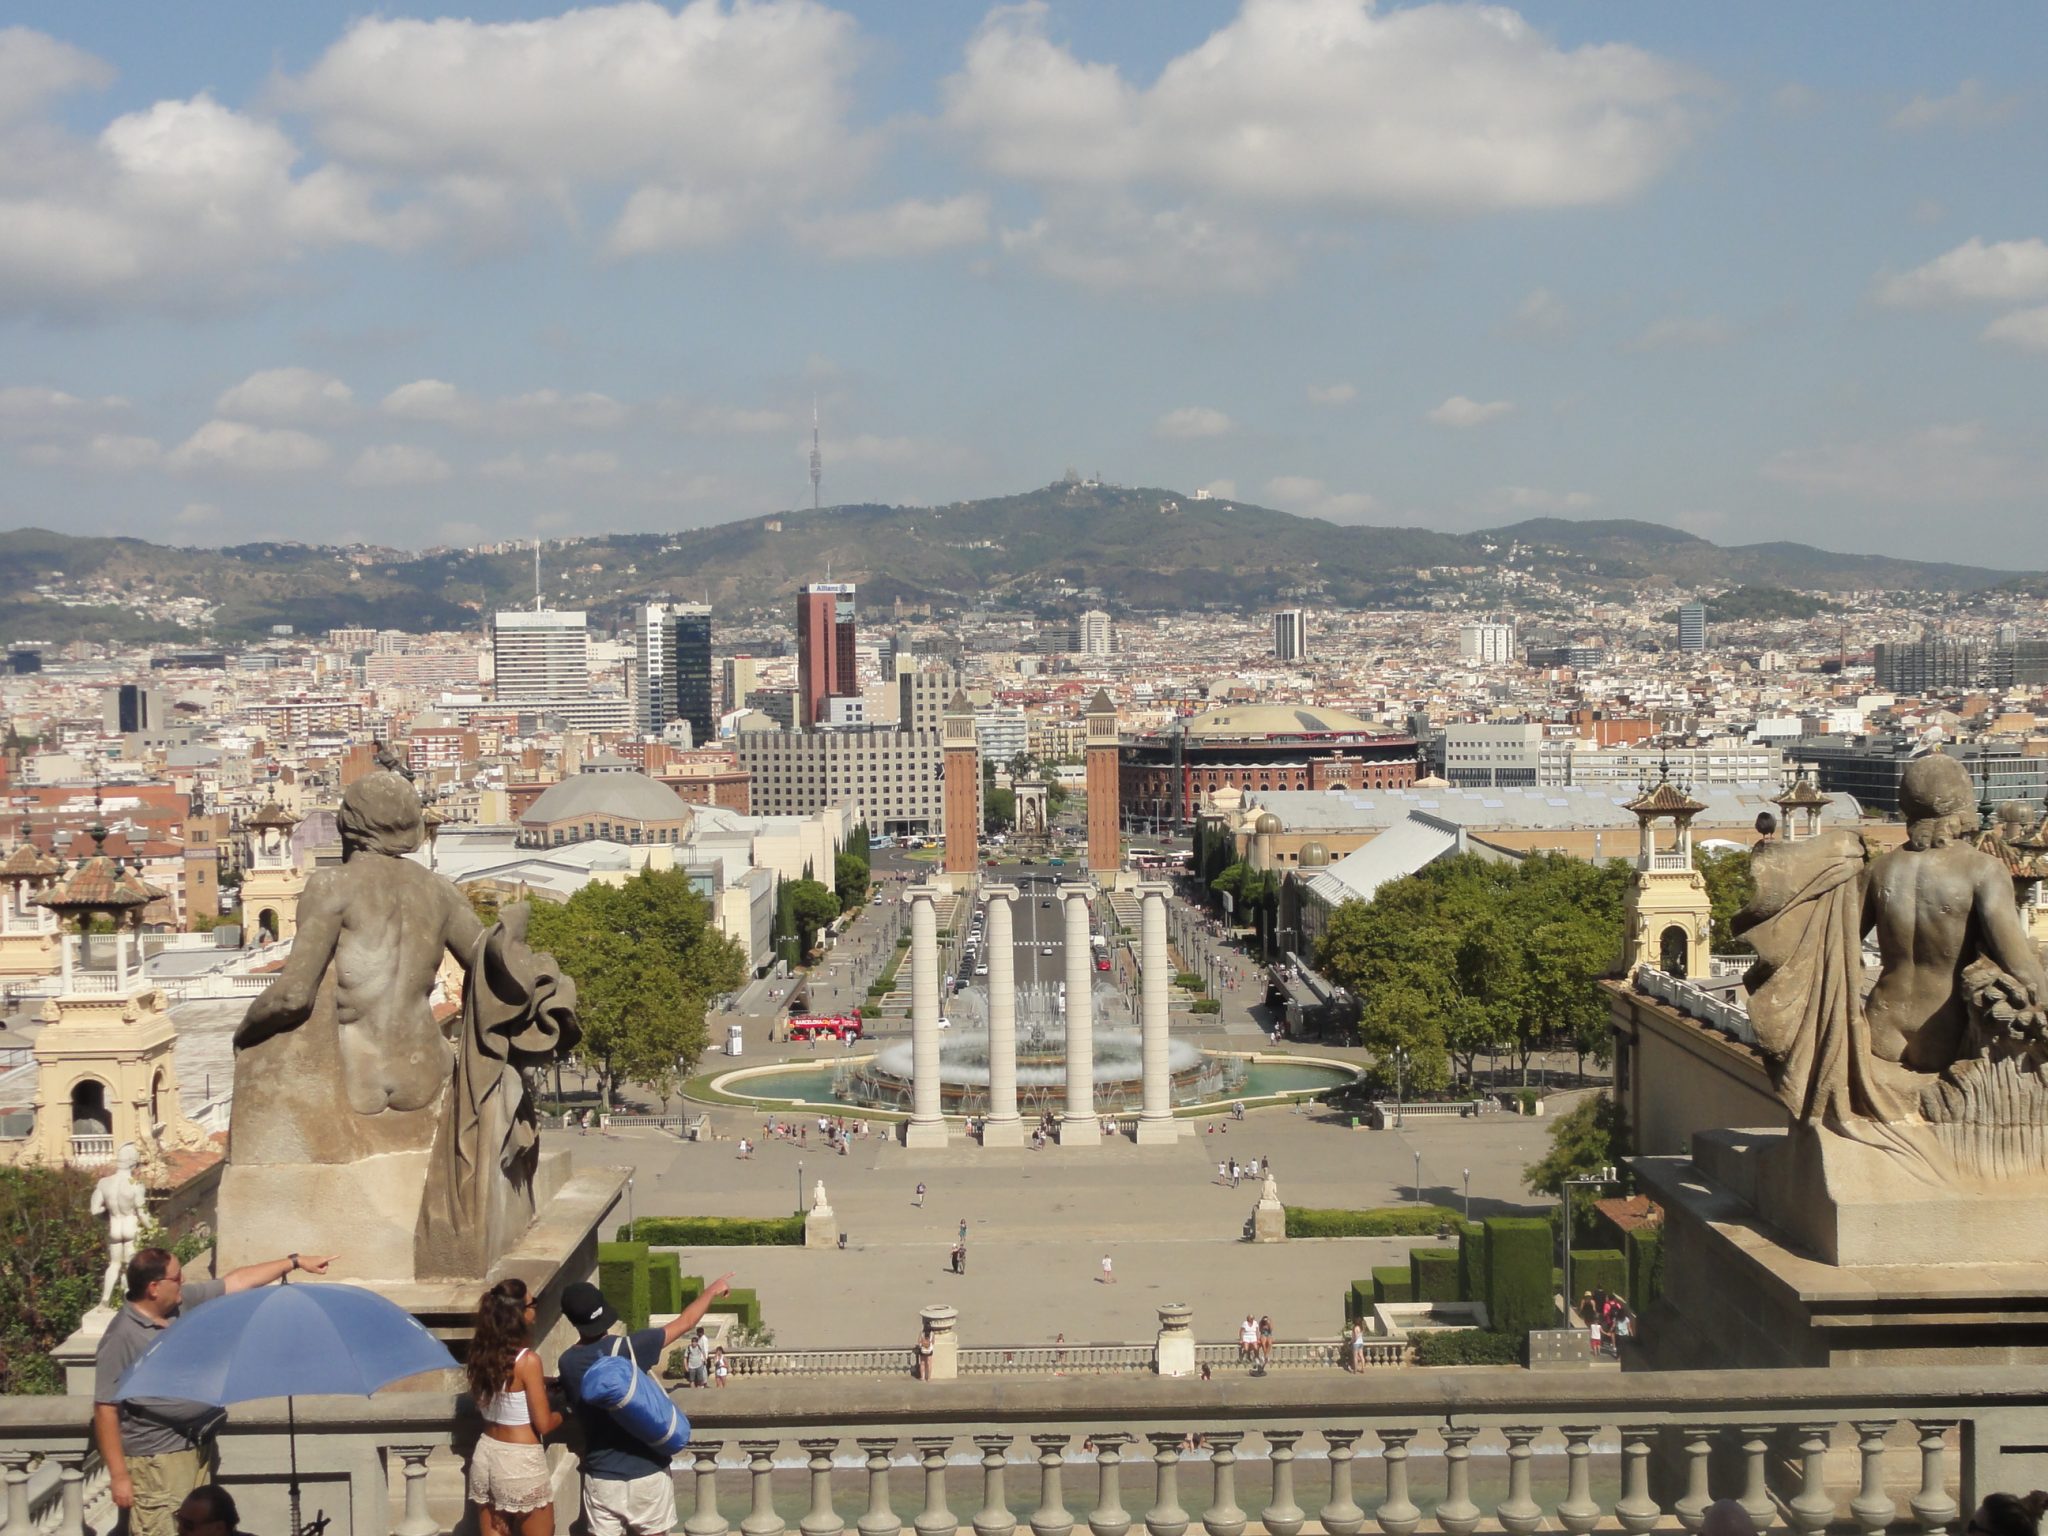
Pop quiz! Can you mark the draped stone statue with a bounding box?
[220,771,579,1280]
[1737,754,2048,1180]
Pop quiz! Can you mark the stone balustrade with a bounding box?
[1632,967,1756,1045]
[3,1365,2037,1536]
[721,1339,1402,1379]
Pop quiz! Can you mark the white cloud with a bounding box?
[283,2,867,256]
[664,402,794,435]
[216,367,354,423]
[1492,485,1596,513]
[1873,238,2048,307]
[0,384,128,439]
[0,85,427,316]
[792,195,991,259]
[1306,383,1357,406]
[381,379,630,432]
[1155,406,1233,439]
[1771,82,1820,117]
[1000,196,1289,295]
[1625,315,1731,351]
[1261,474,1379,521]
[17,433,162,472]
[1762,423,2034,503]
[1984,306,2048,353]
[0,27,114,128]
[1892,79,2018,133]
[347,443,451,487]
[1426,395,1514,428]
[167,419,331,476]
[813,434,934,467]
[173,502,221,528]
[479,449,620,481]
[1510,286,1570,337]
[943,0,1707,214]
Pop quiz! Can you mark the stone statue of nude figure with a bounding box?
[230,771,484,1163]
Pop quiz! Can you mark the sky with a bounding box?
[1,1,2046,566]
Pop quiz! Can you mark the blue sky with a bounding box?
[1,1,2045,567]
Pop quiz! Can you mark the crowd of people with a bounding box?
[1577,1287,1637,1359]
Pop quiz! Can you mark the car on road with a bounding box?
[1039,898,1052,907]
[1019,857,1036,865]
[975,963,989,976]
[1096,956,1111,972]
[1041,944,1055,956]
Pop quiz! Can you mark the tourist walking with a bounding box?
[1099,1254,1115,1284]
[558,1273,734,1536]
[914,1181,926,1207]
[684,1330,710,1389]
[94,1246,333,1536]
[466,1278,563,1536]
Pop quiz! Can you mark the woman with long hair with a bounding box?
[465,1278,561,1536]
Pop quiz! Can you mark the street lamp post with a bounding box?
[1462,1167,1471,1223]
[1560,1166,1619,1327]
[797,1159,805,1218]
[1412,1149,1421,1206]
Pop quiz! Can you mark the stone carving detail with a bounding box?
[1737,755,2048,1177]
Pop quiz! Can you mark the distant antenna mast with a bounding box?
[809,397,822,511]
[533,539,541,610]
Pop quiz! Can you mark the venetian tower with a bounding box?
[1621,771,1713,979]
[1085,689,1120,876]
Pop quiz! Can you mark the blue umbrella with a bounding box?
[116,1282,457,1536]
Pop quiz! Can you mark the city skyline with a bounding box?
[1,3,2045,564]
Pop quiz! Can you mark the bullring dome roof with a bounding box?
[520,770,693,827]
[1183,703,1377,738]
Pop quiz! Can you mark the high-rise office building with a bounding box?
[722,655,761,716]
[633,601,713,746]
[1078,609,1114,658]
[103,684,166,735]
[1676,604,1707,653]
[1457,622,1515,665]
[492,610,589,702]
[1273,608,1309,662]
[796,582,857,729]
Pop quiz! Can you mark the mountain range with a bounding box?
[0,484,2028,645]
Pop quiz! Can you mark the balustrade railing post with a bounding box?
[1737,1427,1776,1532]
[391,1446,437,1536]
[1497,1428,1543,1536]
[1143,1434,1189,1536]
[801,1438,846,1536]
[54,1452,86,1536]
[859,1439,905,1536]
[686,1443,730,1536]
[743,1441,789,1536]
[1260,1432,1304,1536]
[1,1450,33,1536]
[1849,1422,1898,1536]
[1031,1435,1074,1536]
[1675,1427,1716,1534]
[915,1438,959,1536]
[1375,1430,1420,1536]
[1555,1427,1601,1536]
[974,1436,1018,1536]
[1910,1422,1960,1532]
[1089,1434,1133,1536]
[1615,1428,1660,1536]
[1435,1428,1480,1536]
[1785,1425,1835,1536]
[1202,1434,1244,1536]
[1320,1431,1365,1536]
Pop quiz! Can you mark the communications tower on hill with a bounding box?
[810,398,822,511]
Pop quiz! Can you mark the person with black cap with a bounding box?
[557,1273,734,1536]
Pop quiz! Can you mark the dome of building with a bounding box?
[1253,812,1284,834]
[1299,841,1330,867]
[1182,703,1378,738]
[521,770,694,829]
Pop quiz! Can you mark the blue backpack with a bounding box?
[579,1337,691,1458]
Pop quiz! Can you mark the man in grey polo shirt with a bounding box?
[94,1245,334,1536]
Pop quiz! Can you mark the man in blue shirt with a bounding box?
[557,1273,733,1536]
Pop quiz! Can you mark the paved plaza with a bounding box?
[563,1096,1563,1351]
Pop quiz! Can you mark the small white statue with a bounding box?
[1260,1171,1281,1207]
[811,1178,831,1213]
[90,1144,148,1305]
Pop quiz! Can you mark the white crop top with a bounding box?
[481,1350,535,1426]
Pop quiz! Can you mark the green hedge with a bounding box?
[596,1241,652,1332]
[1456,1221,1487,1304]
[706,1287,762,1333]
[1410,1247,1460,1304]
[1626,1226,1664,1308]
[1570,1249,1626,1305]
[647,1252,682,1315]
[1173,972,1205,989]
[1483,1216,1553,1336]
[1346,1279,1374,1326]
[619,1215,806,1246]
[1285,1205,1460,1239]
[1412,1329,1524,1366]
[1189,999,1222,1014]
[1371,1265,1412,1304]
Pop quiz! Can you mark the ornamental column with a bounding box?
[981,884,1024,1147]
[1135,881,1178,1144]
[905,883,949,1148]
[1058,883,1097,1147]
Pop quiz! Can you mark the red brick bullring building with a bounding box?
[1117,704,1418,835]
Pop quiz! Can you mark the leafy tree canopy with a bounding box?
[834,850,870,913]
[0,1167,104,1394]
[1695,847,1755,955]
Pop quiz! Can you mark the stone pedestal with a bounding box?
[1153,1303,1196,1377]
[51,1305,116,1396]
[1635,1126,2048,1370]
[920,1303,959,1380]
[1251,1197,1286,1243]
